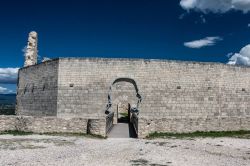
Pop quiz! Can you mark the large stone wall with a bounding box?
[17,58,250,138]
[57,58,250,137]
[138,117,250,138]
[17,59,59,116]
[0,115,87,134]
[0,115,107,136]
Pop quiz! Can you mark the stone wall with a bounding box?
[17,58,250,138]
[0,115,107,136]
[0,115,87,134]
[57,58,250,137]
[138,117,250,138]
[0,116,16,131]
[17,59,59,116]
[87,119,106,136]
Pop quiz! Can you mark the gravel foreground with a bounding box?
[0,135,249,166]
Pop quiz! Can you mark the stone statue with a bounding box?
[24,31,38,67]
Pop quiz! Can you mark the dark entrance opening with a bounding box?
[117,103,130,123]
[105,78,142,138]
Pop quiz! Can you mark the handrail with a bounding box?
[106,112,114,134]
[130,109,139,135]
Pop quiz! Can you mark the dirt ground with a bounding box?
[0,134,249,166]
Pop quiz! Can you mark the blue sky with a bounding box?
[1,0,250,93]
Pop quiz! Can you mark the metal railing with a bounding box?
[130,112,138,135]
[106,112,114,134]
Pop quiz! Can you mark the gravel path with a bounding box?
[0,134,249,166]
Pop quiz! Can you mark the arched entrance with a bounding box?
[105,78,142,138]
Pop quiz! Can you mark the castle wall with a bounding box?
[16,60,59,116]
[138,62,250,137]
[57,58,250,137]
[0,115,88,134]
[16,58,250,137]
[0,115,107,137]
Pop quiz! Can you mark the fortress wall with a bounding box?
[0,115,88,134]
[16,58,250,137]
[57,58,250,137]
[0,115,107,137]
[16,60,59,116]
[57,58,149,118]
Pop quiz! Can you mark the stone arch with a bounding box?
[105,78,142,114]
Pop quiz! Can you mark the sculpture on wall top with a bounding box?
[24,31,38,67]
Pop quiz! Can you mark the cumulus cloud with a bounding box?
[180,0,250,13]
[184,36,222,48]
[0,68,19,84]
[228,44,250,66]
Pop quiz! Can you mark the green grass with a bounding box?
[147,130,250,139]
[0,130,33,136]
[119,112,128,117]
[0,130,106,139]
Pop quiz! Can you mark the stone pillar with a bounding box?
[24,31,38,67]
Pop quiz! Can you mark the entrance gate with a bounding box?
[105,78,142,138]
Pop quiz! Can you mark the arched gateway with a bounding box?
[105,78,142,138]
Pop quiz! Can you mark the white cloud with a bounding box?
[228,44,250,65]
[0,68,19,84]
[226,52,234,57]
[184,36,222,48]
[0,86,12,94]
[180,0,250,13]
[180,0,197,10]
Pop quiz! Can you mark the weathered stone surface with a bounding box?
[16,58,250,138]
[0,115,16,131]
[0,115,88,134]
[16,59,59,116]
[0,115,107,136]
[24,31,38,67]
[87,119,106,136]
[138,117,250,138]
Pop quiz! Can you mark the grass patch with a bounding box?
[0,130,106,139]
[0,130,33,136]
[118,112,129,123]
[147,130,250,139]
[119,112,128,117]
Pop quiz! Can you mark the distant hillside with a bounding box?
[0,94,16,115]
[0,94,16,105]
